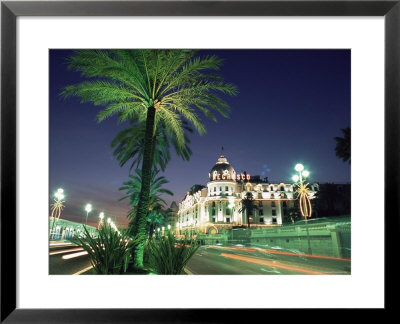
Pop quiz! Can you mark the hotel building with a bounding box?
[177,155,318,236]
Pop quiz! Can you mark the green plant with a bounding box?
[73,224,136,274]
[147,233,199,275]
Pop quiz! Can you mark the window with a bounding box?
[212,202,216,207]
[271,201,276,207]
[272,216,277,224]
[259,217,264,223]
[272,209,276,216]
[212,209,216,216]
[270,186,274,191]
[214,187,216,192]
[282,201,287,207]
[225,186,228,191]
[259,209,264,216]
[226,218,231,223]
[220,187,222,191]
[280,186,285,191]
[226,209,230,215]
[212,217,216,222]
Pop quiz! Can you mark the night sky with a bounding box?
[50,49,351,228]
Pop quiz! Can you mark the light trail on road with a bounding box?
[209,245,351,262]
[73,265,94,275]
[62,251,88,260]
[49,242,74,247]
[220,253,328,275]
[49,248,84,255]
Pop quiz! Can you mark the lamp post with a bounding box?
[98,212,104,229]
[50,188,65,239]
[292,163,312,254]
[84,203,92,225]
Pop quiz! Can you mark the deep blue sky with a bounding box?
[50,49,351,227]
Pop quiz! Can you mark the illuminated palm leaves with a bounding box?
[118,168,173,219]
[50,200,64,220]
[62,50,237,146]
[296,184,312,218]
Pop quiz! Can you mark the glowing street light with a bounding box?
[292,164,312,218]
[50,188,66,239]
[98,212,104,229]
[292,163,312,254]
[84,203,92,225]
[295,163,304,172]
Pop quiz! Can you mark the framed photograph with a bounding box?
[1,0,398,322]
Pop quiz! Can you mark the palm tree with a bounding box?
[111,116,193,172]
[146,208,165,240]
[62,50,237,268]
[334,127,351,164]
[239,192,258,228]
[118,168,173,220]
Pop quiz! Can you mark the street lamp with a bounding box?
[292,163,312,254]
[84,203,92,225]
[98,212,104,229]
[50,188,66,239]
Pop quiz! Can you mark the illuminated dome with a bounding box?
[209,155,236,181]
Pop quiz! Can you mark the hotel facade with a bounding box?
[177,155,318,237]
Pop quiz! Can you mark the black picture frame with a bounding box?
[1,0,398,322]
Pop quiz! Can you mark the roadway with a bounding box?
[49,242,351,275]
[49,241,93,275]
[184,245,351,275]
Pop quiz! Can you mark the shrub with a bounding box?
[147,232,199,274]
[73,224,136,274]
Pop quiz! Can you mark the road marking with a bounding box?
[209,245,351,262]
[49,248,84,256]
[62,251,88,260]
[73,265,93,275]
[220,253,328,275]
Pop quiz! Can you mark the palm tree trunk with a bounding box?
[130,106,156,269]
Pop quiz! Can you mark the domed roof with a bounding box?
[209,155,236,181]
